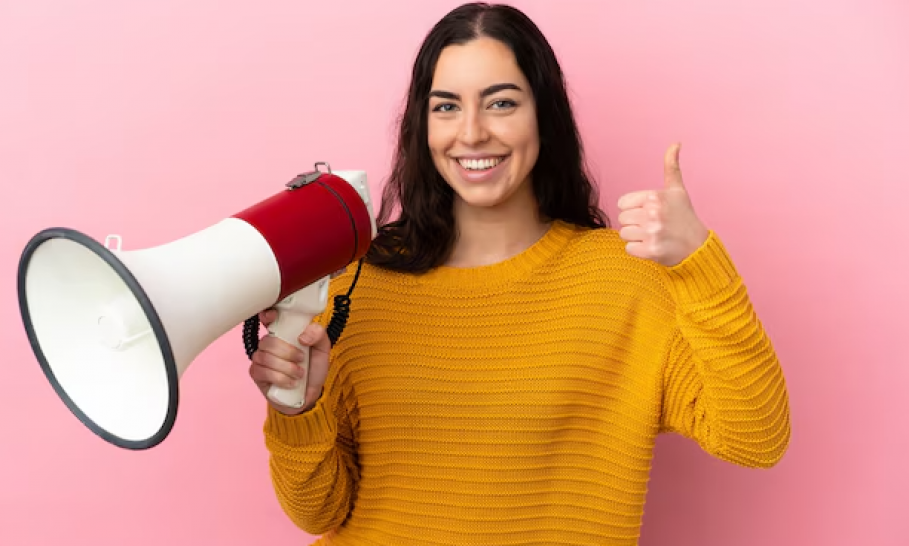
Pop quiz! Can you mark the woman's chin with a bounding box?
[444,168,533,214]
[452,185,526,214]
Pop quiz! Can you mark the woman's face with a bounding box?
[427,37,540,213]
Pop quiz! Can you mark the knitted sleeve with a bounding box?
[262,374,359,535]
[260,272,362,534]
[657,231,791,468]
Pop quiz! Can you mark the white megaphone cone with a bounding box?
[17,163,377,450]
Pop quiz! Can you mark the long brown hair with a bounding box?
[366,2,609,274]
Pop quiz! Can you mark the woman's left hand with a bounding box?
[616,143,710,267]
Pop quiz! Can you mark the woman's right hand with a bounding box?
[248,308,332,415]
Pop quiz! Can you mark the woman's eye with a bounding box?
[431,100,514,113]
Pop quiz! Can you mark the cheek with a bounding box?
[509,125,539,181]
[522,119,540,164]
[501,118,539,165]
[427,120,452,155]
[496,114,538,150]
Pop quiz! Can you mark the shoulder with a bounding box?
[564,225,748,309]
[322,258,418,301]
[556,222,664,276]
[549,222,675,304]
[562,223,624,251]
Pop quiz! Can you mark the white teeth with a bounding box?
[458,157,504,171]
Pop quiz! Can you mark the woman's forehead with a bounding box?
[430,38,528,93]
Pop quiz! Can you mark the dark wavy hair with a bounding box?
[365,2,609,273]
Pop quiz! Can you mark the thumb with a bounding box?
[664,142,685,189]
[299,322,331,354]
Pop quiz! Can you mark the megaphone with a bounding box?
[16,162,377,450]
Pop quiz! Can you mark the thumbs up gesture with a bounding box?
[617,143,710,267]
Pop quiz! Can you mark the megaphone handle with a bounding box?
[262,277,331,408]
[265,308,315,409]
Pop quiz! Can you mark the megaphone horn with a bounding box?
[17,162,377,450]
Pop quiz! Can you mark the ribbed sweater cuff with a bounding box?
[663,231,740,303]
[263,396,336,448]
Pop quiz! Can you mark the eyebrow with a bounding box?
[428,83,522,101]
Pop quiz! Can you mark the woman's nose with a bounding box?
[458,110,489,145]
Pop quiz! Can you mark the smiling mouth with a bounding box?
[456,156,508,171]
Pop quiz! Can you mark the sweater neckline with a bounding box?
[415,220,577,289]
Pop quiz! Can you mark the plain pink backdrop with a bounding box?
[1,0,906,544]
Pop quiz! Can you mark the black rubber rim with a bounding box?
[17,227,179,450]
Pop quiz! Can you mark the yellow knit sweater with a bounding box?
[262,220,791,546]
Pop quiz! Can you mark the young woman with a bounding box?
[248,3,791,545]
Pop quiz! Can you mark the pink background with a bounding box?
[1,0,906,544]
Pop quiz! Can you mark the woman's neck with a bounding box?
[445,189,551,269]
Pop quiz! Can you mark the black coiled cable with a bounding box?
[243,258,364,359]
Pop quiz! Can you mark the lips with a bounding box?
[452,155,510,183]
[457,156,507,171]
